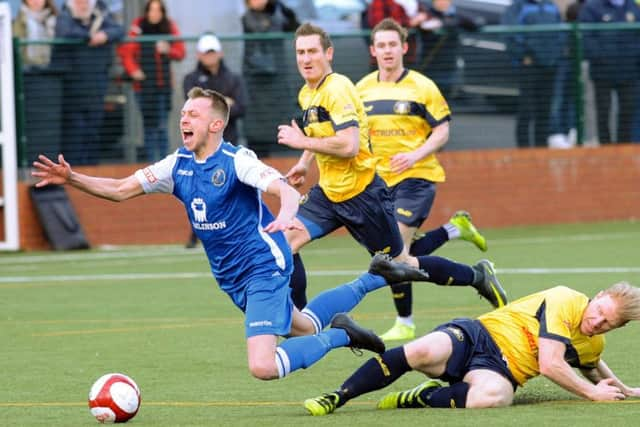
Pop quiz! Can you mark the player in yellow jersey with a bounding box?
[358,18,490,342]
[303,282,640,415]
[276,22,507,315]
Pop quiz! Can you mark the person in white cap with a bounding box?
[183,33,248,248]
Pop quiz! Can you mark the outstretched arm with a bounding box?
[581,360,640,398]
[538,337,625,401]
[263,179,303,233]
[32,154,144,202]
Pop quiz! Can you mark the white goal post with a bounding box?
[0,2,19,251]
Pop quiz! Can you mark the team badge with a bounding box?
[212,169,226,186]
[306,107,319,124]
[393,101,411,115]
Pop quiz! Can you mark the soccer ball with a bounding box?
[88,373,141,423]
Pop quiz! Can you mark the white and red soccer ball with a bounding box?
[88,373,141,423]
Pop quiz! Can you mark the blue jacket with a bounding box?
[502,0,564,67]
[579,0,640,82]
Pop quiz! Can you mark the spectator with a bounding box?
[12,0,58,67]
[547,1,581,149]
[502,0,564,148]
[579,0,640,144]
[51,0,124,165]
[242,0,299,157]
[182,33,248,249]
[417,0,481,100]
[117,0,185,162]
[366,0,428,67]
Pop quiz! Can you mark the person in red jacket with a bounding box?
[365,0,427,67]
[117,0,185,161]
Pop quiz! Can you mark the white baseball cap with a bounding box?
[197,34,222,53]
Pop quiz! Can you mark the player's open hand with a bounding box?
[622,386,640,398]
[390,151,419,174]
[263,217,303,234]
[592,378,626,401]
[31,154,72,187]
[277,120,307,150]
[284,163,307,188]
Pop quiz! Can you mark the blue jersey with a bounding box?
[134,143,293,294]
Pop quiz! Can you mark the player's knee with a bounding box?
[466,385,513,408]
[248,359,279,380]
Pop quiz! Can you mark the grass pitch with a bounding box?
[2,220,640,426]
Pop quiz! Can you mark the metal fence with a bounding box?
[13,23,640,168]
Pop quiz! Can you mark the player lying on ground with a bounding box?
[304,282,640,414]
[32,87,435,381]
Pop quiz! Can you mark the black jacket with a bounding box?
[183,61,248,144]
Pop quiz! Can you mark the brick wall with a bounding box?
[10,145,640,250]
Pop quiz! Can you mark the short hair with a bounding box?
[370,18,408,45]
[186,87,230,127]
[294,22,333,51]
[604,282,640,324]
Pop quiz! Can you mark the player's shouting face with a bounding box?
[295,34,333,89]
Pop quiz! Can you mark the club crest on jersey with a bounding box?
[306,107,319,124]
[191,198,207,222]
[212,169,226,186]
[393,101,411,115]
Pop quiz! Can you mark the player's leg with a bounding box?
[382,221,418,341]
[284,220,311,310]
[303,329,452,416]
[377,319,515,409]
[462,369,514,408]
[274,309,384,379]
[411,210,488,255]
[284,185,341,310]
[381,179,433,341]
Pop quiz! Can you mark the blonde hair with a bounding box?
[294,22,333,51]
[604,282,640,323]
[186,87,230,127]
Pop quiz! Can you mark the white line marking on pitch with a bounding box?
[1,267,640,284]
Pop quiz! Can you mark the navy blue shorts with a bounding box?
[433,318,518,390]
[297,174,404,257]
[388,178,436,228]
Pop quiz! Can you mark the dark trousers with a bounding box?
[516,65,557,148]
[593,80,636,144]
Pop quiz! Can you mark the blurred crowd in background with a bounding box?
[7,0,640,166]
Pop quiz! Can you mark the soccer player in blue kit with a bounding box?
[32,87,431,381]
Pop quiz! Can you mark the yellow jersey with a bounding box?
[478,286,604,386]
[298,72,377,202]
[356,69,451,188]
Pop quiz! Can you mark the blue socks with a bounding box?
[276,328,349,377]
[302,272,386,333]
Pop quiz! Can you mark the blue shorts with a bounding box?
[227,275,293,338]
[433,318,518,390]
[388,178,436,228]
[297,174,404,257]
